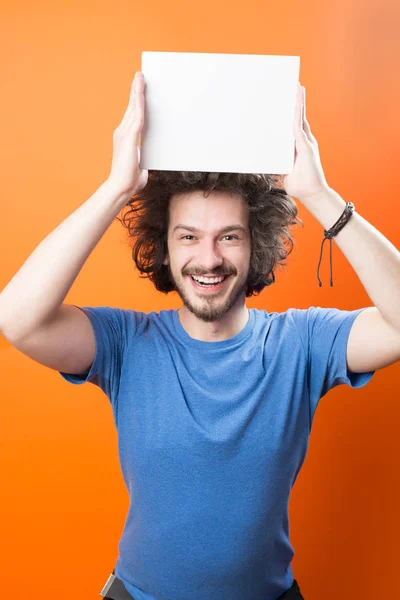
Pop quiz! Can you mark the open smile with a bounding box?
[188,274,231,293]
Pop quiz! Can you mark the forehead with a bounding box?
[168,190,248,225]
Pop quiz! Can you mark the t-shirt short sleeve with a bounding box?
[58,305,141,408]
[291,306,375,420]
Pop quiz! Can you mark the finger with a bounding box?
[303,115,313,141]
[120,73,144,128]
[302,87,317,144]
[302,87,310,138]
[116,77,138,130]
[294,84,302,135]
[133,73,145,125]
[294,85,309,145]
[122,88,145,133]
[303,114,317,145]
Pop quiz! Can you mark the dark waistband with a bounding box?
[100,572,303,600]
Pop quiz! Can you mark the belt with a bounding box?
[100,572,302,600]
[100,570,135,600]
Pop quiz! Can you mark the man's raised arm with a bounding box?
[0,72,147,372]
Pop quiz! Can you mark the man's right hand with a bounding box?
[106,71,149,198]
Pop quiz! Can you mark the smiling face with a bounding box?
[164,190,251,322]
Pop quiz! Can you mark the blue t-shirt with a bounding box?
[59,305,374,600]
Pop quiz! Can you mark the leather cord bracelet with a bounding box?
[317,202,355,287]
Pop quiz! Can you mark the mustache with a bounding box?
[182,266,237,277]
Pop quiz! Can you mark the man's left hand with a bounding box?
[282,84,330,204]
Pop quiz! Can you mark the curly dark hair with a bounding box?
[115,170,303,297]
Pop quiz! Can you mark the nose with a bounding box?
[197,240,224,272]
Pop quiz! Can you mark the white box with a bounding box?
[140,51,300,175]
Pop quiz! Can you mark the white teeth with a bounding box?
[192,275,226,284]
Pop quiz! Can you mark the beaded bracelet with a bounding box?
[317,202,355,287]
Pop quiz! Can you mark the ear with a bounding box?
[162,255,169,266]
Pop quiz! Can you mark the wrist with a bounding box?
[101,180,133,206]
[302,187,347,231]
[298,184,333,206]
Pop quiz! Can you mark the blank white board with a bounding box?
[140,51,300,175]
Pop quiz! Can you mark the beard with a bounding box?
[168,264,248,323]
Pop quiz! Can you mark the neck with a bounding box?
[178,296,249,342]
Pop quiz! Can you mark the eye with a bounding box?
[181,235,195,240]
[222,235,239,241]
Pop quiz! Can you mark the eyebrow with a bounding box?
[172,224,247,235]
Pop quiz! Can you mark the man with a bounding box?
[0,72,399,600]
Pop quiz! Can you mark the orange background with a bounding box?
[1,1,400,598]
